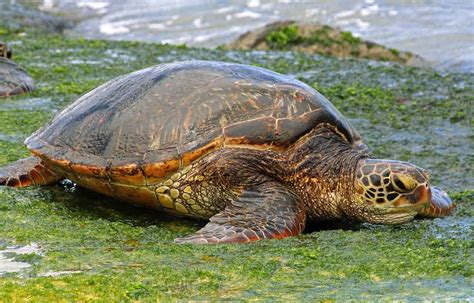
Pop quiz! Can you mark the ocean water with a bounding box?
[20,0,474,72]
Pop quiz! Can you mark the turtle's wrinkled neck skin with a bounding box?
[284,127,435,224]
[284,127,368,221]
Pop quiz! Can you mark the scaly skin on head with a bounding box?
[352,159,432,224]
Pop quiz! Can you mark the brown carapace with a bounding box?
[0,61,455,244]
[0,42,35,98]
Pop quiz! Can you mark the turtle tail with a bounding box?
[0,156,61,187]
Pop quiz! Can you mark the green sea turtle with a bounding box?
[0,42,35,97]
[0,61,455,244]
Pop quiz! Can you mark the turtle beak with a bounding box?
[418,186,456,218]
[423,186,432,207]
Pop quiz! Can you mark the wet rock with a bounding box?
[0,43,35,98]
[225,20,425,66]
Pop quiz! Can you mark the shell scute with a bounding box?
[143,149,180,184]
[181,135,224,168]
[108,163,146,185]
[224,117,276,147]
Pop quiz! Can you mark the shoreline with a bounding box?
[4,1,473,73]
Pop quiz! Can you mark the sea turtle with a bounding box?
[0,61,455,244]
[0,42,35,97]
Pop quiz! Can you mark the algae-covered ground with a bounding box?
[0,27,473,301]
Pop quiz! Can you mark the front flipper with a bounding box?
[0,156,61,187]
[175,181,306,244]
[418,186,455,218]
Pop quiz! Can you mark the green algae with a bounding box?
[0,28,472,301]
[340,31,362,45]
[266,24,301,49]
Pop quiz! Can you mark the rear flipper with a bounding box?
[175,181,306,244]
[418,186,456,218]
[0,156,61,187]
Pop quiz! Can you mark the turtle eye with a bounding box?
[392,174,417,193]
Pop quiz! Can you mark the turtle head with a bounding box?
[0,42,12,59]
[352,159,431,224]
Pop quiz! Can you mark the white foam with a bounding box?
[334,10,356,19]
[161,35,190,45]
[70,59,103,65]
[336,20,351,26]
[388,10,398,16]
[148,23,166,30]
[305,8,320,17]
[165,16,179,26]
[0,256,30,274]
[39,0,54,10]
[229,26,245,33]
[247,0,260,8]
[355,19,370,30]
[194,33,215,43]
[100,23,130,35]
[0,243,43,275]
[360,4,379,17]
[77,1,109,10]
[1,243,42,255]
[214,6,234,14]
[193,18,203,28]
[235,10,261,19]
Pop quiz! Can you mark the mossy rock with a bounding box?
[225,20,425,66]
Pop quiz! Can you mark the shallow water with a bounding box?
[0,243,42,275]
[24,0,474,72]
[0,97,53,111]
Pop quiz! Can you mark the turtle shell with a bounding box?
[0,43,35,98]
[0,57,35,97]
[26,61,364,191]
